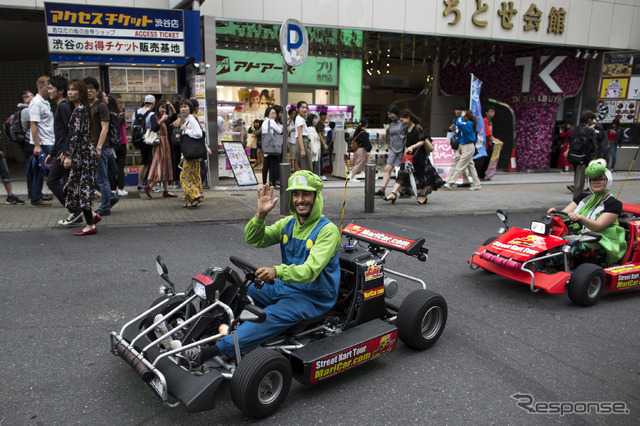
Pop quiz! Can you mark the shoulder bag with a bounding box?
[261,120,283,155]
[144,128,160,145]
[180,118,207,159]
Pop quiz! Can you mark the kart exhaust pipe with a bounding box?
[115,339,155,383]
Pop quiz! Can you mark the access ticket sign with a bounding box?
[342,224,414,252]
[44,3,185,58]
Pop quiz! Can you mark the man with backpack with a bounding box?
[566,110,597,197]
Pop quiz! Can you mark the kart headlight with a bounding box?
[192,280,207,299]
[530,216,553,235]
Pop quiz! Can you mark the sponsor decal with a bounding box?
[492,240,540,255]
[363,286,384,300]
[342,224,414,251]
[605,263,640,273]
[509,235,548,249]
[310,331,397,383]
[616,272,640,289]
[364,260,383,281]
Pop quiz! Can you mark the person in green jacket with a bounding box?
[548,158,627,264]
[181,170,341,365]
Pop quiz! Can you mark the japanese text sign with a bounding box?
[44,3,185,58]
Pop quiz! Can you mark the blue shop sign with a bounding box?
[44,2,200,65]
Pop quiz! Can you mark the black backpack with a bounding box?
[131,110,151,149]
[8,106,27,142]
[567,125,593,165]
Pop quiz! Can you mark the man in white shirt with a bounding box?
[28,76,55,206]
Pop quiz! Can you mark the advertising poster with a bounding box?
[160,69,177,93]
[430,137,455,180]
[143,69,160,92]
[127,69,144,92]
[602,52,633,77]
[222,142,258,186]
[627,76,640,100]
[600,78,628,99]
[596,100,637,123]
[109,68,128,92]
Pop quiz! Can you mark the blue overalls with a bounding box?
[216,216,340,356]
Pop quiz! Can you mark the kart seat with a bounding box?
[285,313,329,336]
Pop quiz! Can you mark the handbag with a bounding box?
[171,119,183,146]
[181,133,207,159]
[402,154,414,164]
[350,130,365,152]
[447,131,459,151]
[144,128,160,145]
[261,120,283,155]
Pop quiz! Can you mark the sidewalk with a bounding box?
[1,169,639,231]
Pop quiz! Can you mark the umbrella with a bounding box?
[403,161,419,200]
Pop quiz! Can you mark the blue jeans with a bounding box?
[28,145,50,202]
[96,147,118,211]
[0,157,10,182]
[609,142,617,169]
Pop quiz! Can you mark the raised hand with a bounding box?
[256,184,278,220]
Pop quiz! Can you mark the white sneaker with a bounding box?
[321,175,328,181]
[469,185,481,191]
[442,183,452,190]
[349,178,360,183]
[117,189,128,196]
[154,314,173,349]
[151,187,160,193]
[58,212,83,226]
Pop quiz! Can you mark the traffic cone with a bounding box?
[505,148,517,172]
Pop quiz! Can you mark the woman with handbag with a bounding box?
[261,106,283,188]
[142,100,178,198]
[295,101,313,171]
[348,118,369,182]
[383,109,440,205]
[169,100,183,188]
[179,99,210,208]
[107,96,128,197]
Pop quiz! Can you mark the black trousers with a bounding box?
[262,154,280,186]
[46,157,78,214]
[112,143,127,190]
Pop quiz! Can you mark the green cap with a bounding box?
[286,170,323,193]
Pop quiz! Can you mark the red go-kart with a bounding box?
[468,203,640,306]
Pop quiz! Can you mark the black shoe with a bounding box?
[95,208,111,216]
[58,212,84,226]
[5,195,25,205]
[30,200,50,207]
[457,183,471,188]
[566,185,574,192]
[42,194,54,201]
[399,192,411,198]
[110,197,119,208]
[374,189,385,197]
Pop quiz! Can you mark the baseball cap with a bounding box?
[286,170,322,193]
[144,94,155,104]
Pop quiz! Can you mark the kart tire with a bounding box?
[397,289,447,350]
[567,263,605,307]
[143,295,196,329]
[483,236,497,247]
[231,348,292,418]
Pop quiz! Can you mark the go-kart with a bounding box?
[110,223,447,417]
[468,203,640,306]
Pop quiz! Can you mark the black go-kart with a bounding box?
[110,223,447,418]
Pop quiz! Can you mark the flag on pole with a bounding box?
[470,74,487,159]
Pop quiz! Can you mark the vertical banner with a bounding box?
[470,74,487,159]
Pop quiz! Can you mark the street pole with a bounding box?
[280,58,290,215]
[364,164,375,213]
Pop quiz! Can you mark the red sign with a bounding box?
[342,224,414,251]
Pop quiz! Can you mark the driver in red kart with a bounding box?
[181,170,341,365]
[547,158,627,264]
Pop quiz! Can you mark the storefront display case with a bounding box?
[333,126,389,179]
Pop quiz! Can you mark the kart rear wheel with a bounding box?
[231,348,292,418]
[397,290,447,350]
[483,236,497,247]
[567,263,605,307]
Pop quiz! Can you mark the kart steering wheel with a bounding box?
[229,256,273,288]
[550,210,569,217]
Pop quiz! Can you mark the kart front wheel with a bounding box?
[397,289,447,350]
[567,263,605,306]
[231,348,292,418]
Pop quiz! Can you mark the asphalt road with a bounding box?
[1,213,638,425]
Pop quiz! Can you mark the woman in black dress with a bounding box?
[383,109,443,205]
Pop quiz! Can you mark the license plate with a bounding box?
[149,376,164,397]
